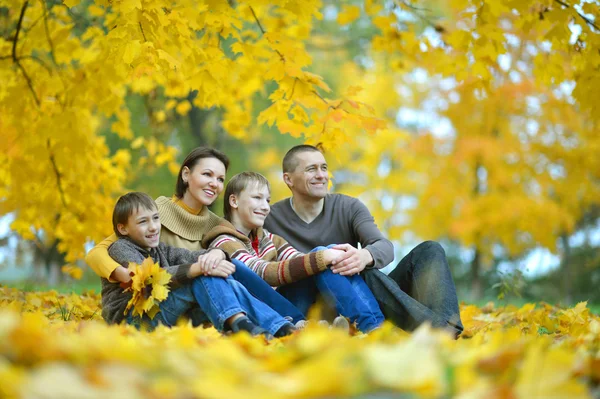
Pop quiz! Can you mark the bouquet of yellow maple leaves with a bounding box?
[123,257,171,319]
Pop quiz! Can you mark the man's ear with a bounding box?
[117,223,128,236]
[283,172,293,188]
[229,194,238,209]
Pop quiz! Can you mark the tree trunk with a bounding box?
[471,248,483,301]
[187,91,211,146]
[560,233,572,305]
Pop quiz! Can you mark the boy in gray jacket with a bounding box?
[101,192,293,337]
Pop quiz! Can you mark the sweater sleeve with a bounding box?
[209,233,328,286]
[349,198,395,269]
[107,239,147,267]
[85,233,120,281]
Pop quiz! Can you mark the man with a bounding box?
[264,145,463,336]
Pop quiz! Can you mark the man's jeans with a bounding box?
[232,260,305,323]
[276,247,384,333]
[127,276,290,335]
[362,241,464,337]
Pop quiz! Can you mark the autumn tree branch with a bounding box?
[48,139,68,207]
[249,6,285,61]
[13,1,41,107]
[43,3,58,66]
[394,0,445,33]
[554,0,600,32]
[139,22,148,42]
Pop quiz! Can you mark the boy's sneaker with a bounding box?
[318,320,330,328]
[274,323,296,338]
[230,316,269,337]
[332,316,350,333]
[295,320,309,329]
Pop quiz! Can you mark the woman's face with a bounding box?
[182,157,226,208]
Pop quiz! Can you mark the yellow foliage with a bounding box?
[125,257,172,319]
[0,286,599,397]
[337,5,361,25]
[61,265,83,280]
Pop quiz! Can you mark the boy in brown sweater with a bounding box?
[202,173,384,333]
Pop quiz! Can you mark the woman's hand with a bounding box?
[196,249,226,275]
[208,260,236,278]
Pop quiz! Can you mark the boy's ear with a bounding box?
[229,194,238,209]
[117,223,128,236]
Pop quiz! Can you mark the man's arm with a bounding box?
[330,198,394,275]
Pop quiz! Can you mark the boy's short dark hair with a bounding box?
[112,192,157,237]
[175,147,230,198]
[282,144,322,173]
[223,172,270,221]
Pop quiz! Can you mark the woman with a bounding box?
[86,147,305,325]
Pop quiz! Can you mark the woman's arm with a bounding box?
[84,233,121,281]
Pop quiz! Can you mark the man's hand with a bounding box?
[330,244,373,276]
[196,249,226,275]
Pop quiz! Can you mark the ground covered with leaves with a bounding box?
[0,286,598,398]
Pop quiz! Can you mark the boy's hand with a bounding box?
[110,265,133,284]
[323,248,346,265]
[207,260,235,278]
[197,250,226,274]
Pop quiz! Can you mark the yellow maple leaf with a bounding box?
[61,265,83,280]
[337,5,360,25]
[125,257,171,319]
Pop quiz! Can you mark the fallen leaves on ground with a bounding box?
[0,286,598,398]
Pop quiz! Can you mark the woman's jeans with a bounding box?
[127,275,290,335]
[276,246,384,333]
[232,260,305,323]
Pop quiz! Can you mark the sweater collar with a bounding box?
[172,195,203,215]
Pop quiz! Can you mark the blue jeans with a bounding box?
[276,246,384,332]
[362,241,463,337]
[127,276,290,335]
[192,276,290,335]
[232,260,305,323]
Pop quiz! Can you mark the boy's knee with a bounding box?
[311,246,329,252]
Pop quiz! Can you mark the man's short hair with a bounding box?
[223,172,270,221]
[282,144,322,173]
[112,192,157,237]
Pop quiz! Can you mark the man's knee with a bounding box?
[415,240,445,258]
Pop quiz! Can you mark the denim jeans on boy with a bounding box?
[232,260,305,323]
[127,275,290,335]
[361,241,464,337]
[276,246,384,332]
[191,276,290,335]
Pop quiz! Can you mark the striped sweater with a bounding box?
[202,222,329,287]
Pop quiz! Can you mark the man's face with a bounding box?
[284,151,329,200]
